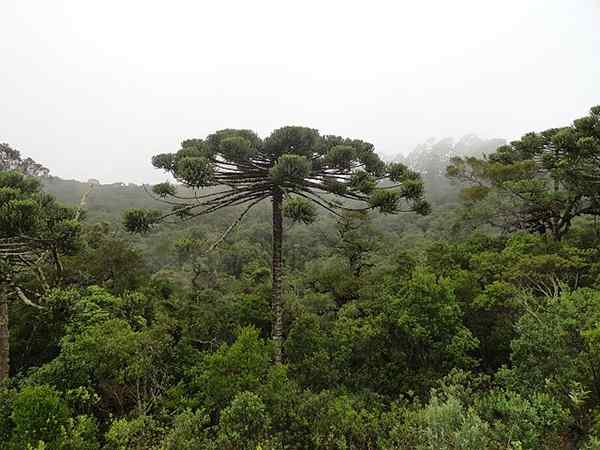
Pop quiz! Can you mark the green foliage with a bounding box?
[326,145,355,170]
[0,171,78,240]
[0,143,49,177]
[285,391,381,450]
[105,415,163,450]
[63,222,149,293]
[122,208,162,233]
[0,387,16,445]
[269,154,312,184]
[186,326,274,412]
[217,391,271,449]
[329,267,478,396]
[220,136,256,161]
[475,389,566,449]
[7,110,600,448]
[264,126,319,157]
[9,385,69,450]
[62,415,100,450]
[151,153,176,171]
[368,189,401,213]
[416,394,491,450]
[447,106,600,240]
[31,287,176,417]
[161,408,211,450]
[387,162,412,182]
[152,182,176,198]
[349,170,376,194]
[175,156,215,187]
[509,288,600,408]
[283,197,317,224]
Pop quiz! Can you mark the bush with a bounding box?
[161,408,211,450]
[9,385,69,450]
[62,415,100,450]
[476,389,567,449]
[187,326,273,412]
[216,391,272,449]
[105,415,163,450]
[0,387,16,446]
[415,394,490,450]
[287,390,381,450]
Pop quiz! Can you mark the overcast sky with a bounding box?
[1,0,599,183]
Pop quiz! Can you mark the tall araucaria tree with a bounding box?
[124,127,430,361]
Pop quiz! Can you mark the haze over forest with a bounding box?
[1,0,599,183]
[4,2,600,450]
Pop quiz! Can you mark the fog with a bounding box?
[1,0,599,183]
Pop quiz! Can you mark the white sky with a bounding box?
[1,0,599,183]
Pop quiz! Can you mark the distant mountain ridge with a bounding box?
[393,134,506,176]
[389,134,505,204]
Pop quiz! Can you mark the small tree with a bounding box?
[0,143,49,177]
[447,106,600,240]
[125,127,429,361]
[0,170,80,381]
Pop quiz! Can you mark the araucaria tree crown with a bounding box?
[128,127,430,223]
[447,106,600,241]
[125,126,430,361]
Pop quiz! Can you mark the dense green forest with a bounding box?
[2,107,600,449]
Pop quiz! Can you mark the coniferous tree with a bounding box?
[0,171,80,381]
[447,106,600,240]
[124,126,430,361]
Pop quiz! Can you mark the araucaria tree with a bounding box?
[447,106,600,241]
[0,170,80,381]
[125,127,430,361]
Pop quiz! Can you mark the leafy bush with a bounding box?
[186,326,273,412]
[216,391,272,449]
[9,385,69,450]
[105,415,163,450]
[161,408,211,450]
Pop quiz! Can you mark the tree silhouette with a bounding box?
[0,143,49,177]
[125,126,430,361]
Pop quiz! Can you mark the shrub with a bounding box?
[105,415,163,450]
[9,385,69,450]
[216,391,272,449]
[161,408,211,450]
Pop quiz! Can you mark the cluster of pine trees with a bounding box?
[1,107,600,449]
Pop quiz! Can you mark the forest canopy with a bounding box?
[2,109,600,449]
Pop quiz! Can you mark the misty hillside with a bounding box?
[2,1,600,448]
[42,133,502,220]
[41,177,164,224]
[393,134,506,175]
[5,108,600,450]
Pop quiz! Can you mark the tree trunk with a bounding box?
[0,292,9,382]
[271,189,284,363]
